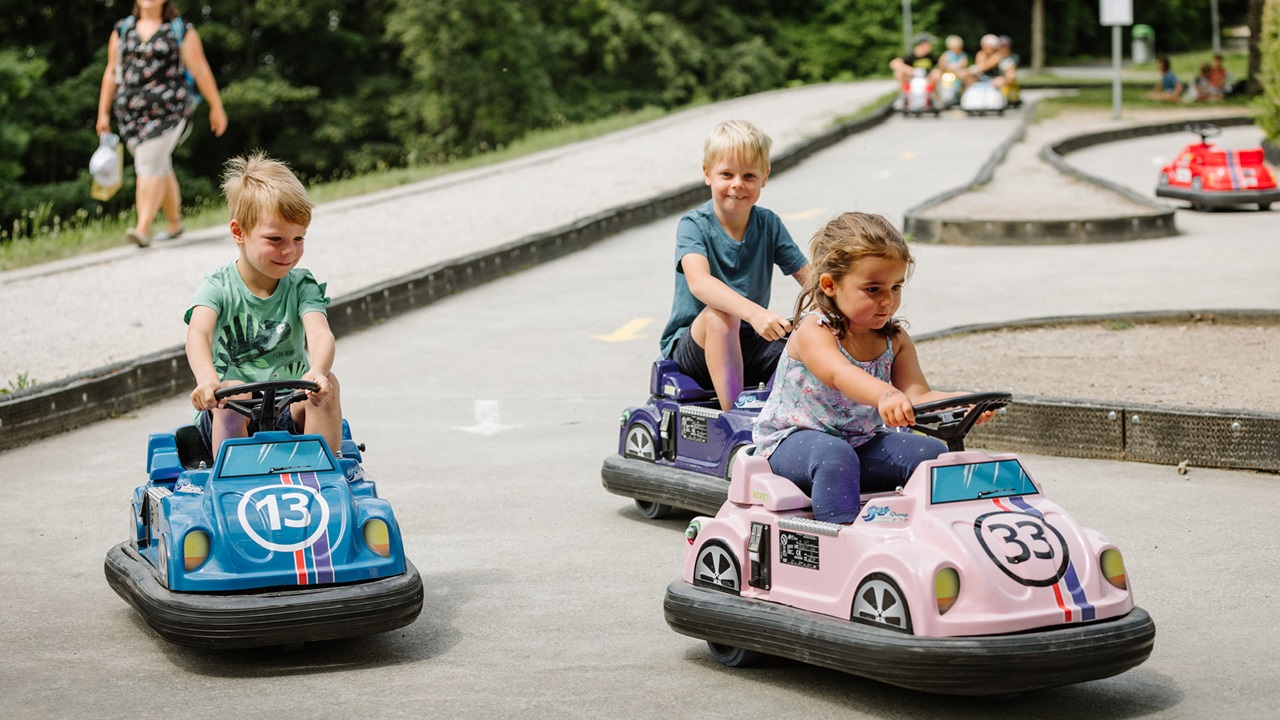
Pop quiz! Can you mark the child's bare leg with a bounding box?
[690,307,743,411]
[293,372,343,452]
[210,407,249,457]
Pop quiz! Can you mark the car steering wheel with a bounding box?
[909,391,1012,452]
[213,379,320,435]
[1185,122,1221,145]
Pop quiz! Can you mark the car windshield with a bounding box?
[930,459,1037,504]
[218,440,334,478]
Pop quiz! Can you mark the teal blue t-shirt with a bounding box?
[658,200,807,357]
[184,263,331,383]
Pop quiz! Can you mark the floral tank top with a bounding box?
[752,316,895,458]
[112,19,193,149]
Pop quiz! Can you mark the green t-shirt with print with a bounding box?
[184,263,331,383]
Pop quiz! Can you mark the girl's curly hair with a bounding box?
[794,212,914,340]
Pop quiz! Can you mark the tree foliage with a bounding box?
[0,0,1258,234]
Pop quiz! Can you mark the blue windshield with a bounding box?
[218,440,334,478]
[930,460,1037,504]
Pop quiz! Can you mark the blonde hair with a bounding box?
[703,120,772,173]
[795,212,914,340]
[221,152,314,233]
[946,35,964,51]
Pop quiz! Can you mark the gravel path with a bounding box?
[920,316,1280,413]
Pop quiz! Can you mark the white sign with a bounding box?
[1100,0,1133,26]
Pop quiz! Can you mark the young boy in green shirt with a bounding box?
[185,152,342,454]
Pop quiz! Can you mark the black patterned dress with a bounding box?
[112,18,193,151]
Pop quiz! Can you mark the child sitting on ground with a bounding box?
[658,120,811,411]
[1147,56,1183,102]
[752,212,987,524]
[185,152,342,454]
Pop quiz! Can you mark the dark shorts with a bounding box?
[671,325,786,391]
[197,406,299,452]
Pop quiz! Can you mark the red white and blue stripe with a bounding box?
[279,472,334,586]
[991,496,1096,623]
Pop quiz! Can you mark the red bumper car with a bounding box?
[1156,122,1280,211]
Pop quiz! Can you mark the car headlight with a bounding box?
[363,519,391,558]
[935,567,960,615]
[1100,548,1127,589]
[685,520,701,545]
[183,530,210,571]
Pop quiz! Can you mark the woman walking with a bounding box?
[96,0,227,247]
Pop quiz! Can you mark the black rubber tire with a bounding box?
[635,499,673,520]
[708,642,762,667]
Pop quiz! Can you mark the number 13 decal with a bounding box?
[975,511,1070,587]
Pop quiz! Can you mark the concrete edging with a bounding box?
[900,112,1264,245]
[916,309,1280,473]
[0,103,895,453]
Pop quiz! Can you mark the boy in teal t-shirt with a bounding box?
[185,152,342,454]
[659,120,810,411]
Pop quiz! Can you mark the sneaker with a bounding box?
[126,229,151,248]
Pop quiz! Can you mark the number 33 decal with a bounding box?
[974,511,1070,587]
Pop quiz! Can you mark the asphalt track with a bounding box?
[1,100,1277,719]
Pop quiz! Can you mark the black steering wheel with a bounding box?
[909,391,1012,452]
[213,379,319,434]
[1186,122,1221,145]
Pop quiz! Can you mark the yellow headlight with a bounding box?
[1101,548,1127,589]
[363,519,391,558]
[183,530,210,571]
[935,567,960,615]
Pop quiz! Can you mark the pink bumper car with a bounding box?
[666,393,1155,696]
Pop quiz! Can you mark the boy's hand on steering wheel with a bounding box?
[190,380,240,411]
[750,310,793,342]
[303,371,331,406]
[878,388,916,427]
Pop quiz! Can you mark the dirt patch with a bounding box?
[917,315,1280,414]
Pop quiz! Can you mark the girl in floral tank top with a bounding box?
[751,213,985,524]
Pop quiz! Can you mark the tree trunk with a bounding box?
[1032,0,1044,74]
[1247,0,1264,94]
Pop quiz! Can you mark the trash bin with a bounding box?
[1132,24,1155,64]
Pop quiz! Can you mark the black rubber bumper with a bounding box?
[1156,185,1280,207]
[664,580,1156,696]
[105,542,424,649]
[600,455,728,516]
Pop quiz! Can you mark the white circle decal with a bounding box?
[237,484,331,552]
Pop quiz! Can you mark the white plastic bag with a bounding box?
[90,133,123,200]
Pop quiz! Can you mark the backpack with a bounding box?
[114,15,202,109]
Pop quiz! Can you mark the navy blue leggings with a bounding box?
[766,430,947,523]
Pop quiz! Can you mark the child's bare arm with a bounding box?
[682,253,792,340]
[791,317,908,421]
[889,334,993,421]
[186,306,225,410]
[301,311,336,404]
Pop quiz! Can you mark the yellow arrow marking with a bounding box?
[781,207,827,221]
[593,317,652,343]
[900,150,917,160]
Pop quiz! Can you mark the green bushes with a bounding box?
[1254,0,1280,142]
[0,0,1255,244]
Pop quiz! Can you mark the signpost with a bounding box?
[1101,0,1134,119]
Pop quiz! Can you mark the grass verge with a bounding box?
[2,105,673,271]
